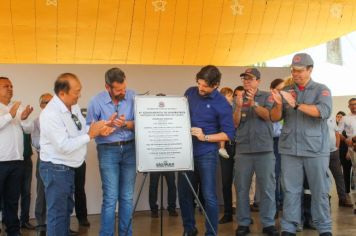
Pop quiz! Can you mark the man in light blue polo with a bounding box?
[233,68,278,236]
[270,53,332,236]
[86,68,136,236]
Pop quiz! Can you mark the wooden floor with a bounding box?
[9,196,356,236]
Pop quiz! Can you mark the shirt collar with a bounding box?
[197,87,218,99]
[53,95,71,114]
[295,79,315,91]
[103,90,128,104]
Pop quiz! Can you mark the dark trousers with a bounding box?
[339,142,352,193]
[35,155,46,227]
[219,141,235,216]
[329,150,347,200]
[20,157,33,224]
[0,161,24,235]
[273,138,283,208]
[74,161,88,220]
[149,172,177,211]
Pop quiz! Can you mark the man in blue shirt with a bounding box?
[86,68,136,236]
[178,65,235,236]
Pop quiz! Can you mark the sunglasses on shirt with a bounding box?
[71,114,82,131]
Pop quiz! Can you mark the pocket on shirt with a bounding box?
[304,129,322,152]
[235,127,249,145]
[279,127,292,149]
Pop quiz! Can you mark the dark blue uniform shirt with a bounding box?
[185,87,235,156]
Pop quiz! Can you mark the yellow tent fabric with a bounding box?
[0,0,355,65]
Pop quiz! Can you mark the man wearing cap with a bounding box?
[270,53,332,236]
[233,68,278,236]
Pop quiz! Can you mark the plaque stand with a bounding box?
[124,172,217,236]
[124,172,166,236]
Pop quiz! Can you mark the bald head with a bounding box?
[54,73,82,109]
[39,93,53,109]
[54,73,80,96]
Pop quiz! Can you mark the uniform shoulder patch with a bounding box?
[321,90,331,97]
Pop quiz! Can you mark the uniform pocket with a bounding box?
[279,127,292,149]
[304,129,322,152]
[235,127,249,145]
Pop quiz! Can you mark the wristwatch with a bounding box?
[294,103,300,110]
[122,121,127,128]
[204,135,209,142]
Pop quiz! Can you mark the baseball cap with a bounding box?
[240,68,261,80]
[291,53,314,69]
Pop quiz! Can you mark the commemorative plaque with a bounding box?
[135,96,193,172]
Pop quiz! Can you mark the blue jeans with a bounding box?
[39,161,75,236]
[97,143,136,236]
[178,151,218,236]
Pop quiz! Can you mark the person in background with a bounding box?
[32,93,53,235]
[19,132,35,230]
[218,87,234,159]
[336,111,353,199]
[269,78,285,213]
[327,117,353,207]
[218,87,236,224]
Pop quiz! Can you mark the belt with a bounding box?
[101,139,135,146]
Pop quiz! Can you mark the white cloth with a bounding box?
[338,113,356,140]
[327,118,338,152]
[40,95,90,168]
[0,101,33,161]
[31,117,40,151]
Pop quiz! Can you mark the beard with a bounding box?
[115,93,125,101]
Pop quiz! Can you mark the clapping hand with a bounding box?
[9,101,21,118]
[271,89,283,105]
[21,105,34,120]
[235,91,244,108]
[88,120,115,139]
[280,91,296,108]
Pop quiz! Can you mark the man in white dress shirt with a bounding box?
[0,76,33,236]
[39,73,113,236]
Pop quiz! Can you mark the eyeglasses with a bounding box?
[71,114,82,131]
[240,77,256,82]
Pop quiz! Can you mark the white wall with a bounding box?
[8,64,348,218]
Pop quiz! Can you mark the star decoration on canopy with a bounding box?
[152,0,167,12]
[46,0,57,6]
[330,3,343,19]
[231,0,244,16]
